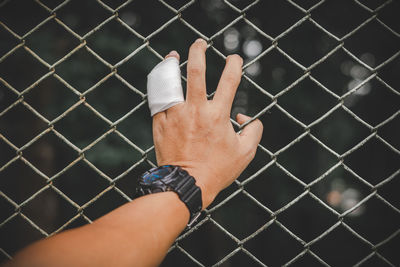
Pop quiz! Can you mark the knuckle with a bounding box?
[153,120,165,135]
[188,65,203,76]
[153,113,164,124]
[253,118,262,126]
[210,109,223,121]
[224,71,241,85]
[188,105,202,117]
[249,146,258,159]
[167,102,184,113]
[241,142,257,159]
[255,119,264,131]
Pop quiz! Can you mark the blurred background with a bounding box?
[0,0,399,266]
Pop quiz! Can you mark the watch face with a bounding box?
[141,165,174,185]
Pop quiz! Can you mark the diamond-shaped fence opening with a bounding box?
[0,0,399,266]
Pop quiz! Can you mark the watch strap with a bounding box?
[138,165,202,227]
[170,172,202,223]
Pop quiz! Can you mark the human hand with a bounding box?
[152,39,263,208]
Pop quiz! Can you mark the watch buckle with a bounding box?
[187,212,202,229]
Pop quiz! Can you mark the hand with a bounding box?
[152,39,263,208]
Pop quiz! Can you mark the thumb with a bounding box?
[236,113,263,152]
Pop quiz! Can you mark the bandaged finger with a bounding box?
[147,57,184,116]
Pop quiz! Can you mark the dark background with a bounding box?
[0,0,399,266]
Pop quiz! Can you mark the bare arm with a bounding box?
[6,193,189,267]
[5,39,263,267]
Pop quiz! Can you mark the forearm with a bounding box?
[5,40,262,267]
[7,192,189,267]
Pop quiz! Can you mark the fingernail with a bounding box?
[168,50,179,57]
[195,38,206,43]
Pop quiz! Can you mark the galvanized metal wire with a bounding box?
[0,0,399,266]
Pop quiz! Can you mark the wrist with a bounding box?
[182,167,217,209]
[138,165,203,226]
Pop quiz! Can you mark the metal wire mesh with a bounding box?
[0,0,399,266]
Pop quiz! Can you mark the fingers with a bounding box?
[151,51,182,121]
[147,49,184,116]
[186,38,207,104]
[165,50,180,61]
[213,54,243,116]
[236,113,263,154]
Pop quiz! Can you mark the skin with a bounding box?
[4,39,263,267]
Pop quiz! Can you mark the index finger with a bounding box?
[152,51,181,122]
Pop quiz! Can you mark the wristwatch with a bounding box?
[137,165,203,228]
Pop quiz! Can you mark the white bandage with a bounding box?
[147,57,184,116]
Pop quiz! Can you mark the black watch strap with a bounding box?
[170,173,202,220]
[138,165,202,227]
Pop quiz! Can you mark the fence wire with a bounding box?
[0,0,399,266]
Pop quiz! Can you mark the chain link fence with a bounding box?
[0,0,399,266]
